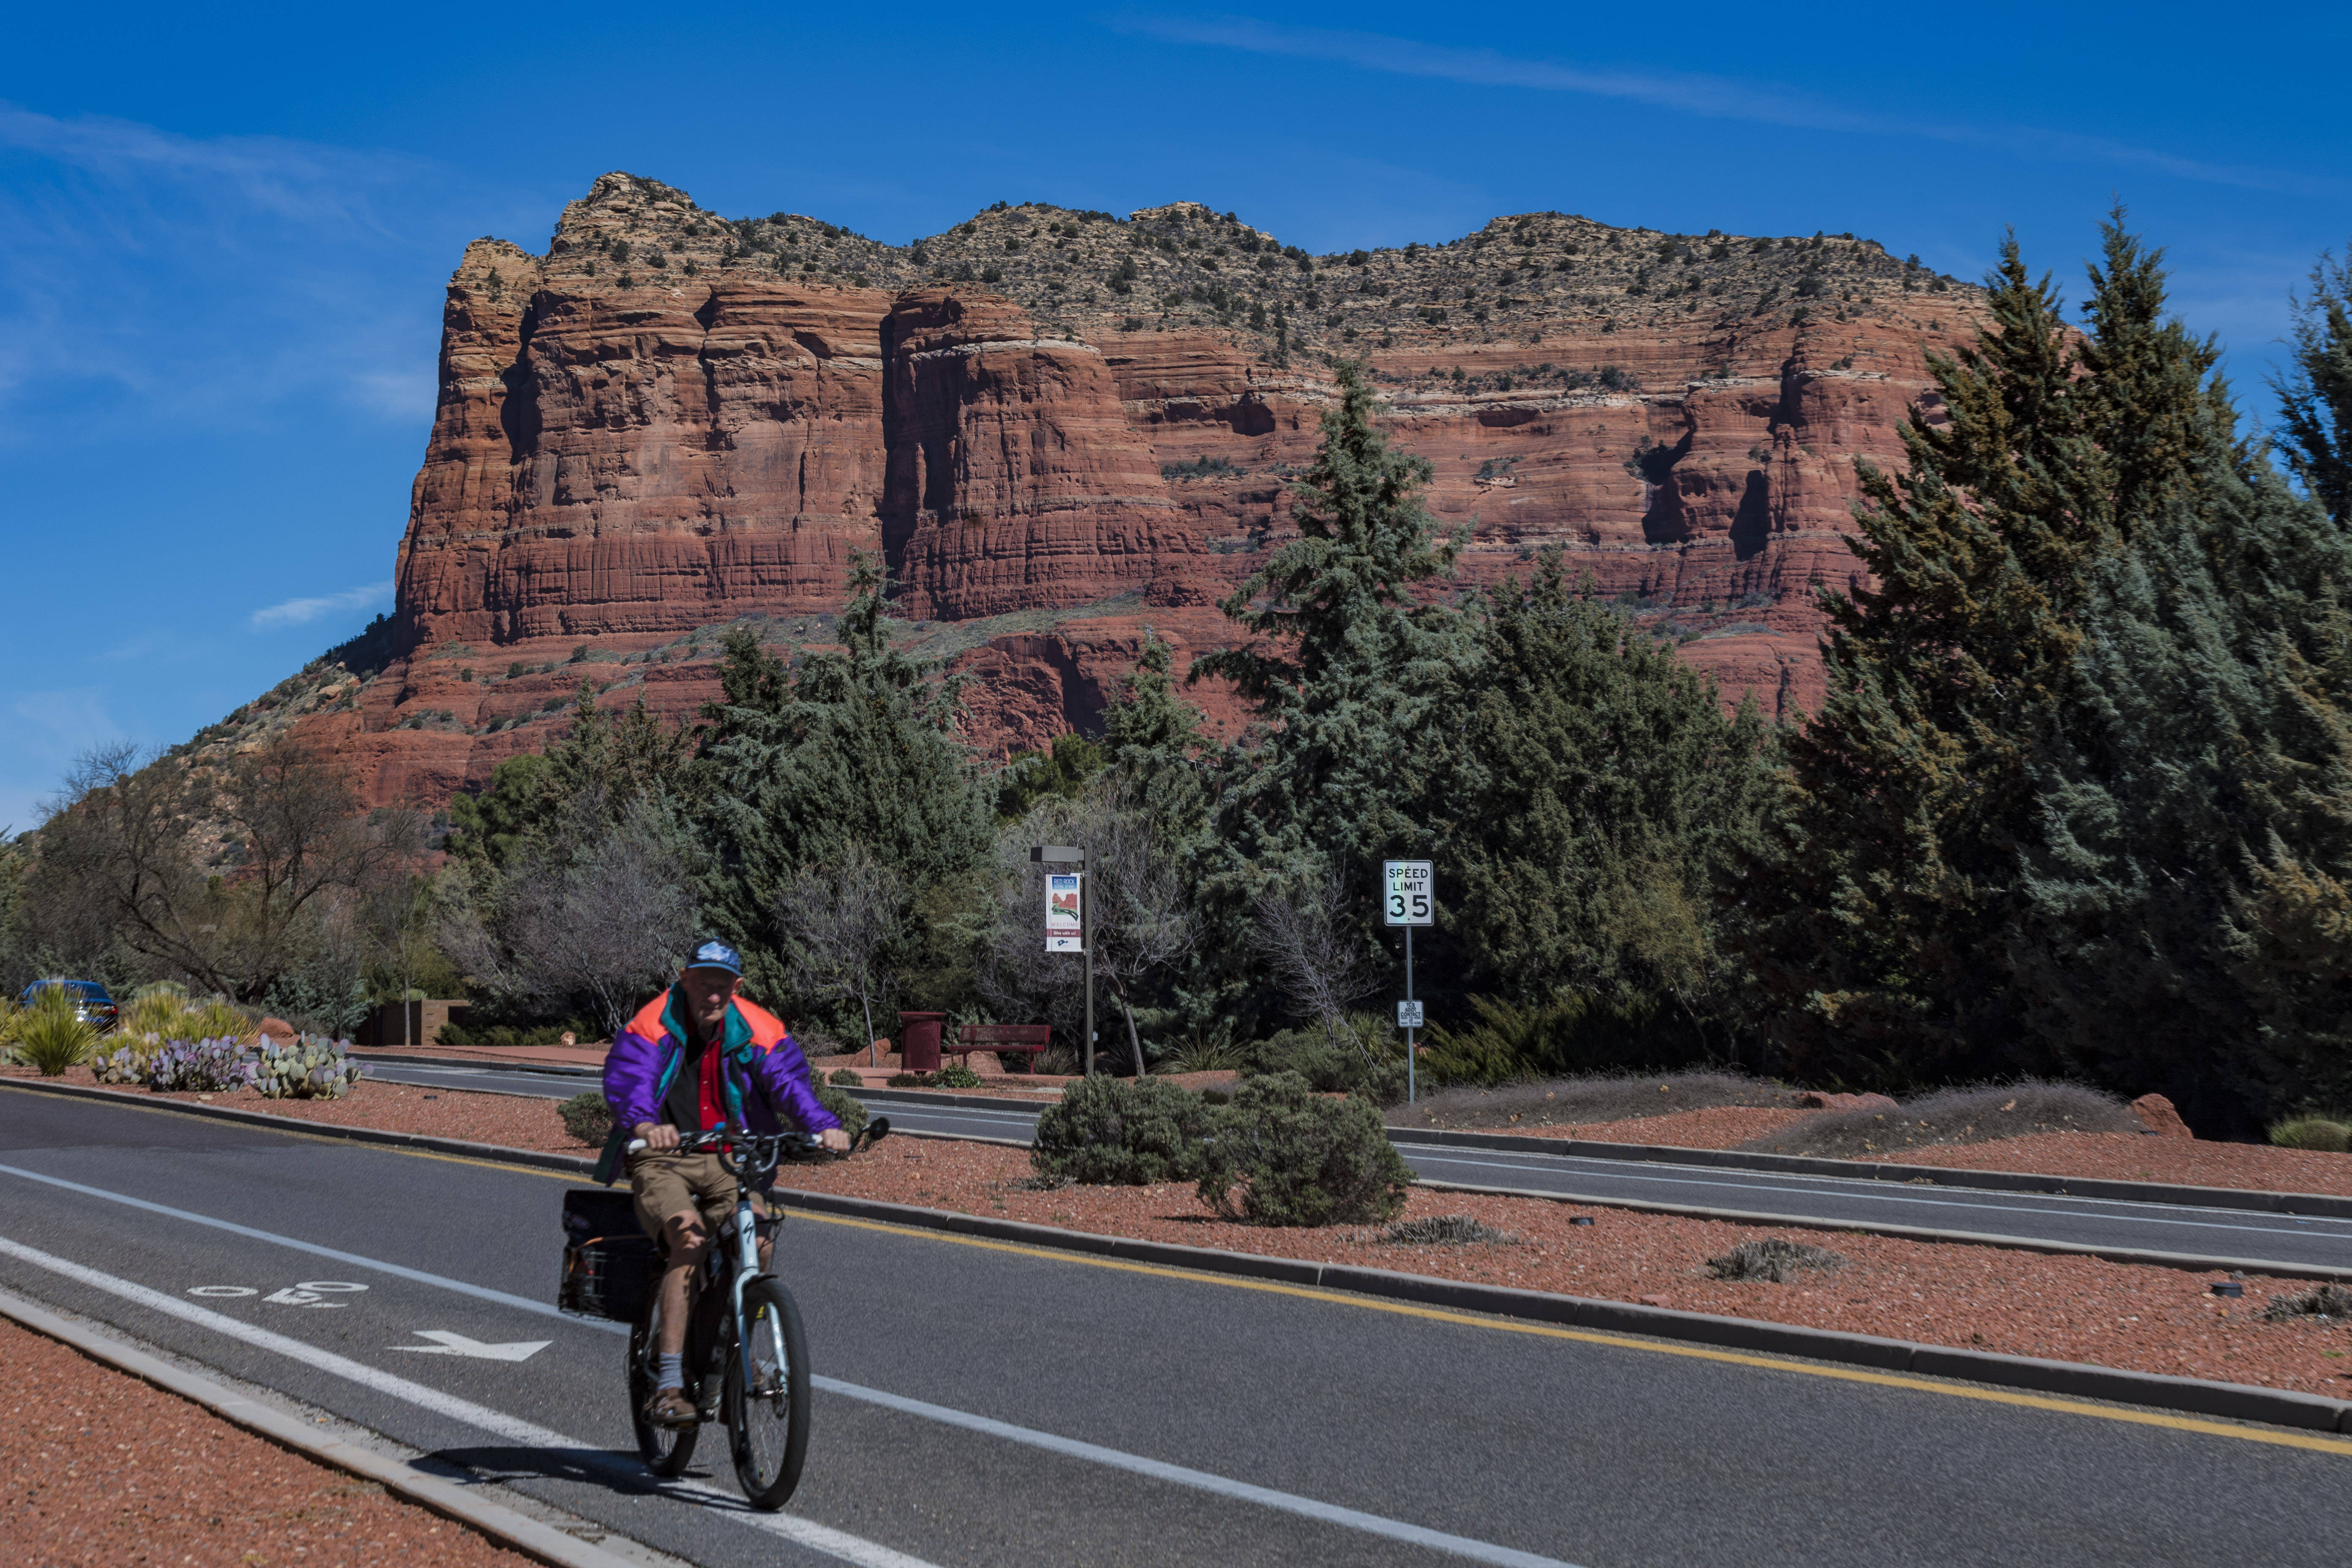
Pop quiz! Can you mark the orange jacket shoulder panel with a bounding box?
[626,991,672,1042]
[733,998,791,1051]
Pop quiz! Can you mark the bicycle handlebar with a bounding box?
[624,1118,890,1168]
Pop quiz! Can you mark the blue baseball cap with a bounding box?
[684,939,743,977]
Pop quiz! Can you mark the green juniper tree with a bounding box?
[2274,245,2352,525]
[1748,214,2352,1129]
[1429,553,1779,1065]
[691,554,993,1016]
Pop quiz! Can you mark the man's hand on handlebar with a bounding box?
[819,1127,851,1153]
[632,1121,680,1152]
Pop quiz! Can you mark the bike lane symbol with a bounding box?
[188,1282,368,1309]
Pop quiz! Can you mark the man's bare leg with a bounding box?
[655,1209,708,1357]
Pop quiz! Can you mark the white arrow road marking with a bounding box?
[390,1329,550,1362]
[0,1233,944,1568]
[263,1287,345,1308]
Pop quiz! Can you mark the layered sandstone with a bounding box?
[248,172,1992,808]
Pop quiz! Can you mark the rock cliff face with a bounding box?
[275,172,1991,808]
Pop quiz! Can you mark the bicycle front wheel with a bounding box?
[724,1275,811,1509]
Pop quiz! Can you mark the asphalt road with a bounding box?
[5,1085,2347,1567]
[357,1063,2352,1271]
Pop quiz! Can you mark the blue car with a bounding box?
[17,979,120,1033]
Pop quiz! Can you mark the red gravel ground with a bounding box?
[776,1139,2352,1399]
[1,1316,534,1567]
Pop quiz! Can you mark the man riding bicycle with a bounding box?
[597,939,847,1427]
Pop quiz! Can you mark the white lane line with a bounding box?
[0,1233,936,1568]
[810,1375,1583,1568]
[1391,1148,2352,1241]
[3,1166,1588,1567]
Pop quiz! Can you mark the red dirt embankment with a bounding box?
[0,1316,534,1567]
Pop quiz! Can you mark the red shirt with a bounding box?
[697,1039,727,1132]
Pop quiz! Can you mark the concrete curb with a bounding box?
[766,1187,2352,1437]
[0,1285,644,1568]
[10,1076,2352,1435]
[1390,1124,2352,1220]
[357,1052,602,1079]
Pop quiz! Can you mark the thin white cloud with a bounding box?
[1127,17,2342,198]
[249,581,393,632]
[347,368,437,421]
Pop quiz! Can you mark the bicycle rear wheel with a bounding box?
[629,1283,699,1477]
[724,1275,811,1509]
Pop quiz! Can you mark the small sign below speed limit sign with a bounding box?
[1383,860,1433,926]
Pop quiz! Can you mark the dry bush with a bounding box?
[1379,1214,1516,1246]
[1705,1238,1846,1283]
[1388,1070,1795,1130]
[1736,1081,2141,1158]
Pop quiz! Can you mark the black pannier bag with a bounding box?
[559,1188,657,1322]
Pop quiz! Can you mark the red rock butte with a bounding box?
[254,172,1988,810]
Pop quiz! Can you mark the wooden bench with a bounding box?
[952,1024,1052,1073]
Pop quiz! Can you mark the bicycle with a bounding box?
[623,1118,889,1508]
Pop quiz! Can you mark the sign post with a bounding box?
[1382,860,1434,1102]
[1033,845,1092,1075]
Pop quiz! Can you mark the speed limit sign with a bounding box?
[1383,861,1433,926]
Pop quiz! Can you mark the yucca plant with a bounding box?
[16,985,98,1076]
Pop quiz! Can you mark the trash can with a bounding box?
[898,1011,946,1073]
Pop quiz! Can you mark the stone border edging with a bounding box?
[10,1075,2352,1432]
[0,1285,644,1568]
[765,1187,2352,1438]
[1391,1125,2352,1220]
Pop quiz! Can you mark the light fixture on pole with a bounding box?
[1032,845,1093,1075]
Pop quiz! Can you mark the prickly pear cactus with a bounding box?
[93,1034,163,1085]
[253,1035,361,1099]
[146,1037,254,1093]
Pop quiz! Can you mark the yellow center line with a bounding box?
[21,1088,2350,1458]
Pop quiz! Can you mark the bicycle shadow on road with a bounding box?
[419,1443,754,1510]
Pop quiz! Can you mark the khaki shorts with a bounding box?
[626,1149,756,1244]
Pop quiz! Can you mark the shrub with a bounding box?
[828,1067,865,1087]
[886,1072,925,1088]
[1705,1238,1845,1283]
[558,1091,612,1146]
[814,1081,868,1142]
[2269,1117,2352,1153]
[15,986,97,1076]
[1246,1018,1405,1102]
[1032,1073,1221,1185]
[147,1038,252,1093]
[1197,1071,1413,1227]
[932,1062,983,1089]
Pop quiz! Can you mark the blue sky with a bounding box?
[3,1,2347,829]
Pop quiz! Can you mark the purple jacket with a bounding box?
[597,988,838,1181]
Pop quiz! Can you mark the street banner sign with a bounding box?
[1383,860,1434,926]
[1045,873,1084,952]
[1396,999,1425,1029]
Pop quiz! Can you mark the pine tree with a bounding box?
[1099,631,1215,841]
